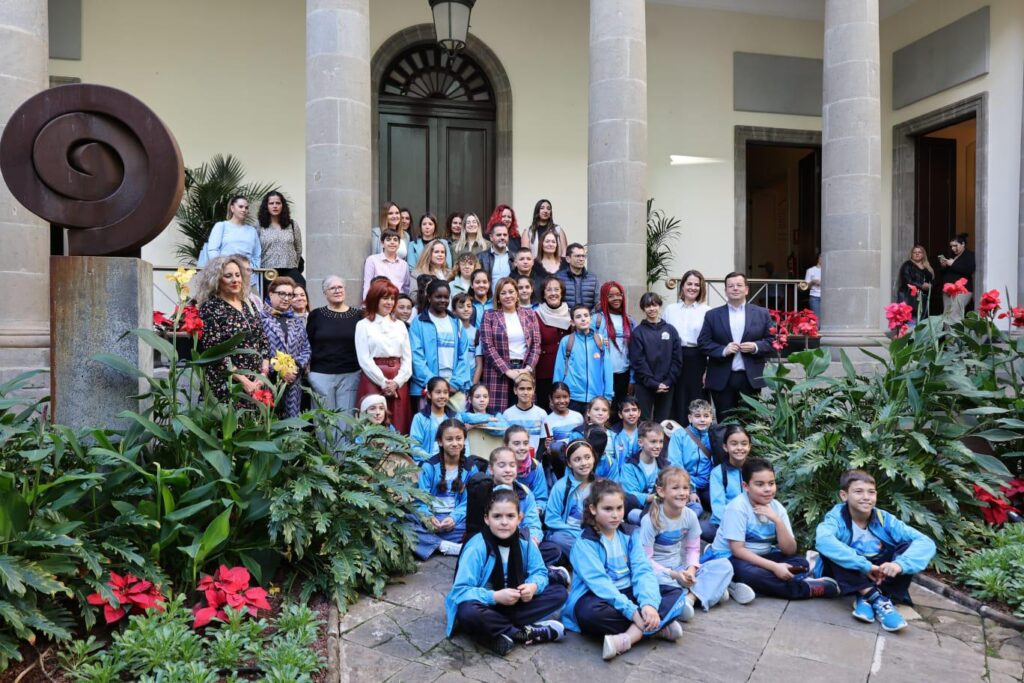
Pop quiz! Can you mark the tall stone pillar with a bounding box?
[588,0,648,308]
[0,1,50,390]
[1017,66,1024,306]
[820,0,882,341]
[306,0,372,307]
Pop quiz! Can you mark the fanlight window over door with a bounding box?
[381,44,494,104]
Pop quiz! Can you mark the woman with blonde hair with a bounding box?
[896,244,934,319]
[411,240,452,302]
[371,201,409,259]
[452,213,489,256]
[203,195,262,284]
[195,255,270,404]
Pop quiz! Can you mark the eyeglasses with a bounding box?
[272,291,295,299]
[326,286,345,292]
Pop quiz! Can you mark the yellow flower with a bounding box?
[178,284,190,302]
[271,350,298,377]
[165,266,196,287]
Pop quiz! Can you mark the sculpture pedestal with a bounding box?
[50,256,152,429]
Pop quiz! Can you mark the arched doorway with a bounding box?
[378,43,495,224]
[371,25,512,224]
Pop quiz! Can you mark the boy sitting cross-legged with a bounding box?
[815,469,936,632]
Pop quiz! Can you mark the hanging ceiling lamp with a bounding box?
[429,0,476,54]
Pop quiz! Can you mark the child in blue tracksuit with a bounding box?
[815,469,936,632]
[617,421,669,524]
[553,305,614,414]
[409,377,455,463]
[409,280,473,400]
[445,489,567,656]
[612,397,641,467]
[563,479,688,661]
[667,398,716,515]
[706,425,750,541]
[566,398,619,480]
[544,440,597,557]
[505,425,549,509]
[489,446,563,567]
[411,418,477,560]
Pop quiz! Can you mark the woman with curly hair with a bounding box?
[485,204,522,253]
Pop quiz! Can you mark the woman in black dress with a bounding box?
[196,255,270,404]
[938,233,976,321]
[895,244,934,320]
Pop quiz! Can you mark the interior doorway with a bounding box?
[377,43,496,225]
[745,143,821,289]
[915,116,977,314]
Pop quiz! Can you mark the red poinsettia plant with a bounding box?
[86,572,166,624]
[153,304,204,340]
[973,479,1024,525]
[767,308,819,352]
[192,565,271,628]
[884,301,913,338]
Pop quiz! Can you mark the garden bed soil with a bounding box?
[2,592,334,683]
[918,571,1024,631]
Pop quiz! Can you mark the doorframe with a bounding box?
[891,94,987,294]
[734,126,822,274]
[371,25,512,214]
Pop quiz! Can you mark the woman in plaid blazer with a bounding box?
[480,277,542,413]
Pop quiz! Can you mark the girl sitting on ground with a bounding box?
[411,419,477,560]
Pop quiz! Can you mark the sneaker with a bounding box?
[602,633,632,660]
[547,565,571,587]
[515,620,565,645]
[656,621,683,641]
[852,596,876,623]
[680,596,695,622]
[872,598,908,632]
[719,586,730,603]
[438,540,463,556]
[727,582,756,605]
[489,633,515,656]
[804,577,841,599]
[805,550,821,577]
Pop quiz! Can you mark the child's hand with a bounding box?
[517,583,538,602]
[493,588,521,605]
[689,493,701,505]
[544,436,553,450]
[440,517,455,531]
[752,504,780,523]
[771,561,796,581]
[877,561,903,578]
[640,605,661,632]
[429,517,444,531]
[681,566,698,586]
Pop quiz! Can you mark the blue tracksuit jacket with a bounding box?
[408,406,456,463]
[618,453,669,509]
[553,330,614,403]
[417,455,477,523]
[708,462,742,526]
[409,311,473,395]
[667,425,715,491]
[562,525,686,633]
[517,458,549,510]
[612,427,639,470]
[445,533,549,635]
[545,472,593,537]
[815,503,936,575]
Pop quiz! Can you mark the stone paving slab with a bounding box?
[337,557,1023,683]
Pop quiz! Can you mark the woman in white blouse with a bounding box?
[355,279,413,433]
[663,269,711,420]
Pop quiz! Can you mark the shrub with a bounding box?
[955,525,1024,617]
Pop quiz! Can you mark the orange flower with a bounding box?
[942,278,968,297]
[978,289,1001,318]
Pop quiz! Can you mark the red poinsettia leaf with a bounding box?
[205,588,225,608]
[126,579,154,594]
[243,587,271,611]
[86,592,106,606]
[225,592,246,609]
[104,604,127,624]
[219,566,251,591]
[129,592,161,610]
[192,606,218,629]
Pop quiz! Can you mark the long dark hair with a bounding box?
[435,418,468,494]
[529,198,554,233]
[581,479,625,532]
[599,281,631,351]
[257,191,292,228]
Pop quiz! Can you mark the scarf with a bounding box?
[481,525,525,590]
[535,302,571,330]
[517,455,533,477]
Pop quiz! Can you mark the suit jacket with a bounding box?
[698,303,774,391]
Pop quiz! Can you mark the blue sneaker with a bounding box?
[872,598,907,632]
[852,596,875,623]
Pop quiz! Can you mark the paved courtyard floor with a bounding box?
[337,557,1024,682]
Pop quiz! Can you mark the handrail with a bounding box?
[664,276,811,314]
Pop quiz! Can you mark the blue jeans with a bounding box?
[809,295,821,318]
[409,513,465,560]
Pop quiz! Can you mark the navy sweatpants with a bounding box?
[573,585,683,636]
[729,552,813,599]
[821,541,914,604]
[455,584,568,641]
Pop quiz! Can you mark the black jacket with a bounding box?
[628,319,683,390]
[477,249,516,284]
[557,267,599,311]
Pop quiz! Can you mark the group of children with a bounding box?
[361,374,938,661]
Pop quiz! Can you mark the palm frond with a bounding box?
[646,198,684,287]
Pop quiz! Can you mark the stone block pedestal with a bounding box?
[50,256,152,430]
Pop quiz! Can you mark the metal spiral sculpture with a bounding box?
[0,84,184,256]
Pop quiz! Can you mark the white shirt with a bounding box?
[505,312,526,360]
[430,312,457,379]
[354,315,413,387]
[664,301,711,347]
[805,265,821,298]
[728,302,745,372]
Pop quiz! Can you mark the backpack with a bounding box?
[563,330,605,360]
[462,471,494,542]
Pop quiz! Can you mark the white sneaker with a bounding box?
[720,587,730,603]
[656,621,683,641]
[728,582,756,605]
[602,633,632,660]
[680,594,696,622]
[438,540,463,556]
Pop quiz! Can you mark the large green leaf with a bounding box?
[195,506,233,567]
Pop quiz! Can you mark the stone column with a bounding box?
[1017,66,1024,306]
[587,0,648,308]
[306,0,371,308]
[820,0,882,341]
[0,1,50,389]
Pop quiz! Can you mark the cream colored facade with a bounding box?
[37,0,1024,310]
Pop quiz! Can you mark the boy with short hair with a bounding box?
[708,457,840,600]
[815,469,936,632]
[618,421,669,524]
[502,373,548,455]
[505,424,549,509]
[667,399,716,514]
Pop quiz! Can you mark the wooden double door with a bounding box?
[379,104,495,227]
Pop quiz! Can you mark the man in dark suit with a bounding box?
[698,272,774,418]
